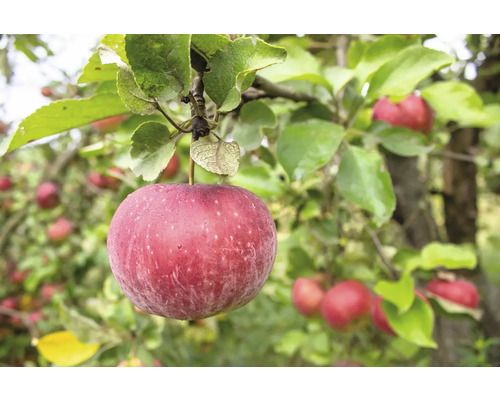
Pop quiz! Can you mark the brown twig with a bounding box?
[364,224,399,280]
[0,306,40,345]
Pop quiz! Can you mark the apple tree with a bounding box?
[1,34,500,367]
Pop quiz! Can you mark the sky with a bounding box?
[0,34,476,134]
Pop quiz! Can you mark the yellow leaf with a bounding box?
[36,331,100,366]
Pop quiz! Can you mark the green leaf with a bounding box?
[130,122,175,181]
[347,40,368,69]
[376,126,434,156]
[191,34,230,61]
[367,45,455,99]
[277,119,345,181]
[125,34,191,101]
[392,247,423,272]
[101,34,128,64]
[483,123,500,147]
[190,140,240,178]
[354,35,420,89]
[232,100,277,151]
[275,330,306,356]
[204,37,287,112]
[259,44,332,92]
[421,81,494,127]
[420,242,477,270]
[37,331,100,367]
[230,165,286,199]
[324,66,355,95]
[375,272,415,313]
[78,52,118,83]
[382,298,437,348]
[337,146,396,225]
[0,92,129,155]
[287,246,316,279]
[117,66,157,114]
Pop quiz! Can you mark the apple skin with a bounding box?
[91,115,128,133]
[37,182,60,209]
[48,218,72,242]
[321,280,371,331]
[162,154,180,179]
[371,290,428,336]
[426,279,479,308]
[372,94,434,135]
[292,277,326,318]
[0,176,12,191]
[107,183,277,320]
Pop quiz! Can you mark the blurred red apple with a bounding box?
[0,121,7,134]
[162,153,180,179]
[29,311,43,323]
[292,277,326,318]
[321,280,371,331]
[88,172,108,189]
[107,183,277,320]
[37,182,60,209]
[48,218,72,242]
[41,87,53,97]
[1,297,19,310]
[0,176,12,191]
[91,114,128,133]
[41,283,64,302]
[372,94,434,135]
[10,269,29,284]
[426,278,479,308]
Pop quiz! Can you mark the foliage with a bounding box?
[1,33,500,367]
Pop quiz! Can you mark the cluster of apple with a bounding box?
[0,259,64,329]
[292,275,480,337]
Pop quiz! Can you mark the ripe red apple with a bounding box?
[88,172,108,189]
[372,94,434,135]
[29,311,43,323]
[371,290,428,336]
[37,182,60,209]
[321,280,371,331]
[292,277,326,318]
[162,153,180,179]
[426,278,479,308]
[41,87,53,97]
[41,283,64,302]
[107,183,277,320]
[48,218,72,242]
[91,114,128,133]
[0,176,12,191]
[1,297,19,310]
[10,269,29,284]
